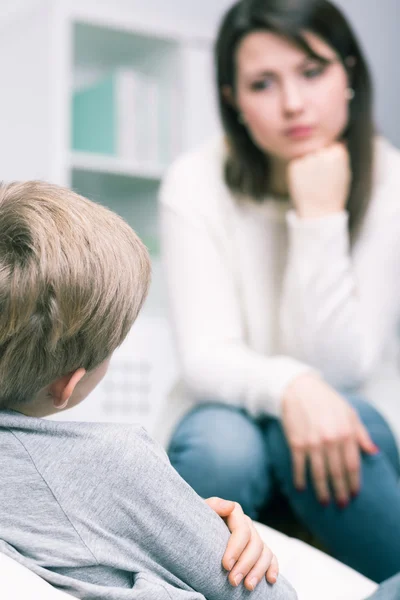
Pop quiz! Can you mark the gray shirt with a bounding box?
[0,410,297,599]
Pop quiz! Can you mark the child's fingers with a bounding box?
[204,496,235,518]
[266,553,279,584]
[240,544,274,591]
[228,520,267,588]
[221,504,252,571]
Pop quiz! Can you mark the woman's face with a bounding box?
[234,31,350,162]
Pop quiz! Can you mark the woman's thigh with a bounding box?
[168,403,273,519]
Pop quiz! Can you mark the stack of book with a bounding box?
[72,69,178,165]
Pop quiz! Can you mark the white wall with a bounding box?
[324,0,400,146]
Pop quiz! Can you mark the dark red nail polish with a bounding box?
[296,486,306,493]
[351,489,360,499]
[337,499,349,509]
[320,499,330,507]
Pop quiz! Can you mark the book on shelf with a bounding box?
[157,83,181,165]
[72,69,179,166]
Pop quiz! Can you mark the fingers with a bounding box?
[221,503,278,591]
[356,420,379,455]
[205,496,235,518]
[342,438,361,496]
[221,503,252,572]
[228,519,274,590]
[242,546,276,591]
[306,437,362,506]
[266,553,279,585]
[326,442,349,506]
[292,447,307,491]
[309,447,330,504]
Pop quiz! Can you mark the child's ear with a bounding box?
[50,368,86,410]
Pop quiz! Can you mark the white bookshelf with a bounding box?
[0,0,220,431]
[70,152,165,181]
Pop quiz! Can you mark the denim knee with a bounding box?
[168,404,272,518]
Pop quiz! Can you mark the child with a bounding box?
[0,181,297,600]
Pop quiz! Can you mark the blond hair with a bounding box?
[0,181,151,407]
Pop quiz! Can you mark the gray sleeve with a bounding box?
[366,575,400,600]
[60,425,297,600]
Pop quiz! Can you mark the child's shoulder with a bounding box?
[0,411,168,473]
[48,418,167,462]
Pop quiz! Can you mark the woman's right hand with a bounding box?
[281,374,378,507]
[288,143,351,219]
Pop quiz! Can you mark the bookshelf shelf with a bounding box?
[70,151,165,181]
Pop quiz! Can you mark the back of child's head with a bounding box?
[0,180,151,409]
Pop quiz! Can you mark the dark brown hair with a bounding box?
[216,0,375,237]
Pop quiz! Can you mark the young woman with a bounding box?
[157,0,400,583]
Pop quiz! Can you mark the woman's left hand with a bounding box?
[205,496,279,591]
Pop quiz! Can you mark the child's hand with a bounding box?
[205,497,279,591]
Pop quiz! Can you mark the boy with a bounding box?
[0,181,297,599]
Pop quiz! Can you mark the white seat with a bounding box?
[254,522,378,600]
[0,550,72,599]
[0,526,379,600]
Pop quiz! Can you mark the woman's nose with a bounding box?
[281,81,305,116]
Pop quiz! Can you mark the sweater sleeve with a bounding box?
[55,423,298,600]
[161,154,313,419]
[280,179,400,389]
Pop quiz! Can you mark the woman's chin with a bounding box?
[271,137,330,161]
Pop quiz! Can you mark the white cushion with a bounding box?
[0,526,379,600]
[254,522,379,600]
[0,551,73,599]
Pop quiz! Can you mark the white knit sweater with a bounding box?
[155,136,400,451]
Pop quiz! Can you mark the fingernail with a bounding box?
[372,445,380,455]
[296,486,306,493]
[337,499,349,509]
[234,573,244,586]
[227,559,235,571]
[249,577,258,590]
[351,489,360,499]
[269,572,278,584]
[320,498,330,507]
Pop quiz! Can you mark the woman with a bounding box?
[157,0,400,583]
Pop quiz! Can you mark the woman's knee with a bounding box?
[168,404,271,511]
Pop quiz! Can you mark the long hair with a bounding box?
[216,0,374,238]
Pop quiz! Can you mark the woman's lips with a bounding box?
[285,126,314,139]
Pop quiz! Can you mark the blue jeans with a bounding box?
[168,397,400,583]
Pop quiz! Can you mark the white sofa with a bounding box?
[0,523,378,600]
[0,550,71,599]
[254,523,378,600]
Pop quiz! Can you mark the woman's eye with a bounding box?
[251,79,273,91]
[303,65,325,79]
